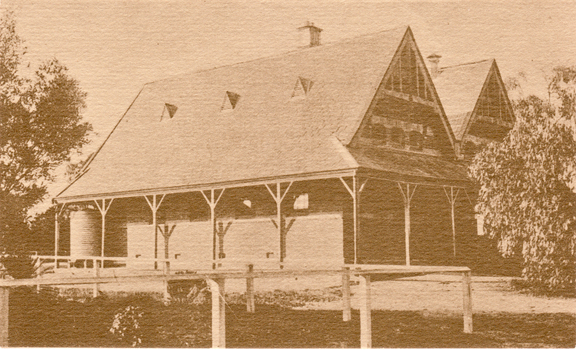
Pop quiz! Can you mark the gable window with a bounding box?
[390,127,405,146]
[423,126,436,149]
[408,131,424,150]
[383,41,434,102]
[369,123,387,144]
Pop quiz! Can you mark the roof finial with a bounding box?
[298,21,323,47]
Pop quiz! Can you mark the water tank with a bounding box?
[70,210,101,257]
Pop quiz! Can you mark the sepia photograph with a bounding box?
[0,0,574,348]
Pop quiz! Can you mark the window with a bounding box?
[222,91,240,111]
[408,131,423,150]
[476,214,485,236]
[292,77,314,98]
[161,103,178,120]
[293,193,309,210]
[390,127,405,146]
[423,126,436,149]
[369,123,387,145]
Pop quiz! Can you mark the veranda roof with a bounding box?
[349,147,469,187]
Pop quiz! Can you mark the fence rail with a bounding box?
[0,264,473,348]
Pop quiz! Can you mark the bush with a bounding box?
[110,305,144,347]
[0,254,48,279]
[470,94,576,293]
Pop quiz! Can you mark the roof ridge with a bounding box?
[146,25,409,86]
[439,58,493,71]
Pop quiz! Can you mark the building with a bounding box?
[53,25,514,272]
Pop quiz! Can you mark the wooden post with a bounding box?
[265,182,293,265]
[398,183,417,266]
[451,191,456,257]
[101,202,106,258]
[462,271,473,333]
[0,287,9,347]
[54,208,59,262]
[93,258,99,297]
[201,189,225,269]
[340,177,367,265]
[210,190,217,266]
[246,264,255,313]
[209,278,226,348]
[404,198,410,266]
[145,195,165,270]
[359,274,372,348]
[444,187,460,257]
[94,199,114,263]
[276,184,282,262]
[342,267,351,322]
[152,196,158,269]
[54,204,66,269]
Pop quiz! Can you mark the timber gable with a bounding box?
[351,28,455,158]
[464,61,514,141]
[456,61,515,159]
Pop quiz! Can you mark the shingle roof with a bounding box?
[57,27,411,200]
[433,59,493,140]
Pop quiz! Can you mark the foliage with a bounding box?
[110,305,144,347]
[167,279,209,305]
[469,66,576,292]
[0,11,91,252]
[0,254,49,279]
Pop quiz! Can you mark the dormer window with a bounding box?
[292,76,314,99]
[222,91,240,111]
[161,103,178,120]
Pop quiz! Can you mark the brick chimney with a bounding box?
[298,21,323,47]
[427,53,442,78]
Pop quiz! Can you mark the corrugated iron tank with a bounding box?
[70,210,101,257]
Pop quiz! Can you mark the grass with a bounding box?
[8,286,576,348]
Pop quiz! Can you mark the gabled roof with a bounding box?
[57,27,418,201]
[432,59,494,140]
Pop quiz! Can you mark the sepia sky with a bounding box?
[3,0,575,210]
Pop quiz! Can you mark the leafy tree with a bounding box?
[470,67,576,293]
[0,11,91,252]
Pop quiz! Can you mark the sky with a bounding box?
[3,0,576,214]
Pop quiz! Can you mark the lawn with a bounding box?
[7,286,576,348]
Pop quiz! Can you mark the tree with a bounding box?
[0,11,91,252]
[469,67,576,293]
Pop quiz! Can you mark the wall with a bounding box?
[126,213,344,271]
[126,221,212,270]
[284,213,344,269]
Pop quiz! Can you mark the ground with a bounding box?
[10,273,576,347]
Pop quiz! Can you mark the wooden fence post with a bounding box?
[359,274,372,348]
[342,267,351,322]
[0,287,9,347]
[246,264,255,313]
[209,278,226,348]
[462,271,473,333]
[93,258,100,298]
